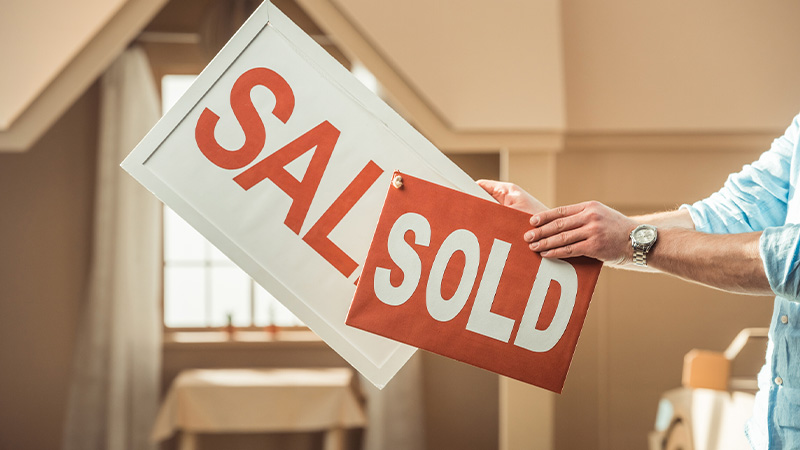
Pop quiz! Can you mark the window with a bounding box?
[160,75,303,329]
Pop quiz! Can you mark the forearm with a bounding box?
[624,209,771,294]
[645,228,772,296]
[630,209,772,295]
[528,202,774,296]
[631,208,695,230]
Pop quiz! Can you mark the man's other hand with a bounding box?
[476,180,549,215]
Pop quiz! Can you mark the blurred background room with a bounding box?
[2,1,800,449]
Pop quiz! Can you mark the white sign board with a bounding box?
[122,1,491,388]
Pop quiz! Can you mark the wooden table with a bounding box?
[151,368,366,450]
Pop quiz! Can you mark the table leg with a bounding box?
[179,431,198,450]
[323,427,345,450]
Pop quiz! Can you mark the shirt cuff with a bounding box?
[680,203,713,234]
[759,224,800,301]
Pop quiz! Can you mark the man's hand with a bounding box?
[477,182,771,295]
[476,180,549,215]
[525,201,639,263]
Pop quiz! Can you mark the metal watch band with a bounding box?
[633,248,647,266]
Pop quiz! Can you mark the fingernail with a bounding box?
[530,216,540,226]
[530,242,539,250]
[524,231,534,242]
[540,250,549,257]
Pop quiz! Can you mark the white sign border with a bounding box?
[122,1,491,388]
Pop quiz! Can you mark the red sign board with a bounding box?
[346,172,602,393]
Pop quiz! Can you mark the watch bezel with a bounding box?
[631,224,658,249]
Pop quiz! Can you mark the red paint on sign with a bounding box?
[194,66,385,281]
[346,172,602,393]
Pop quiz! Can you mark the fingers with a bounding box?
[524,213,583,243]
[539,241,589,259]
[528,227,591,254]
[525,201,601,259]
[530,203,588,227]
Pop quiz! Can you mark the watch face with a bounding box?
[634,226,656,244]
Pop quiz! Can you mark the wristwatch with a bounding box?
[630,224,658,266]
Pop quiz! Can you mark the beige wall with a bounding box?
[554,146,775,450]
[330,0,800,134]
[562,1,800,131]
[0,83,99,450]
[331,0,565,131]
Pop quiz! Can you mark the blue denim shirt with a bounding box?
[684,114,800,449]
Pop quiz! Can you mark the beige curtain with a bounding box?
[62,45,162,450]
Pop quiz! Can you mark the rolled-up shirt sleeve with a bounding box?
[760,225,800,300]
[682,115,798,235]
[682,114,800,300]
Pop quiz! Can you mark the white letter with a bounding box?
[466,239,515,342]
[374,212,430,306]
[514,258,578,352]
[426,229,480,322]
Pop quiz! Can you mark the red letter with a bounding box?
[233,121,340,234]
[195,67,295,170]
[303,161,384,277]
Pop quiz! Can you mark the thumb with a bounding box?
[476,179,498,195]
[476,179,506,204]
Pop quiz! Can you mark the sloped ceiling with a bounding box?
[0,0,126,130]
[0,0,168,152]
[306,0,800,138]
[8,0,800,152]
[330,0,565,132]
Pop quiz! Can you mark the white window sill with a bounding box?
[163,329,325,350]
